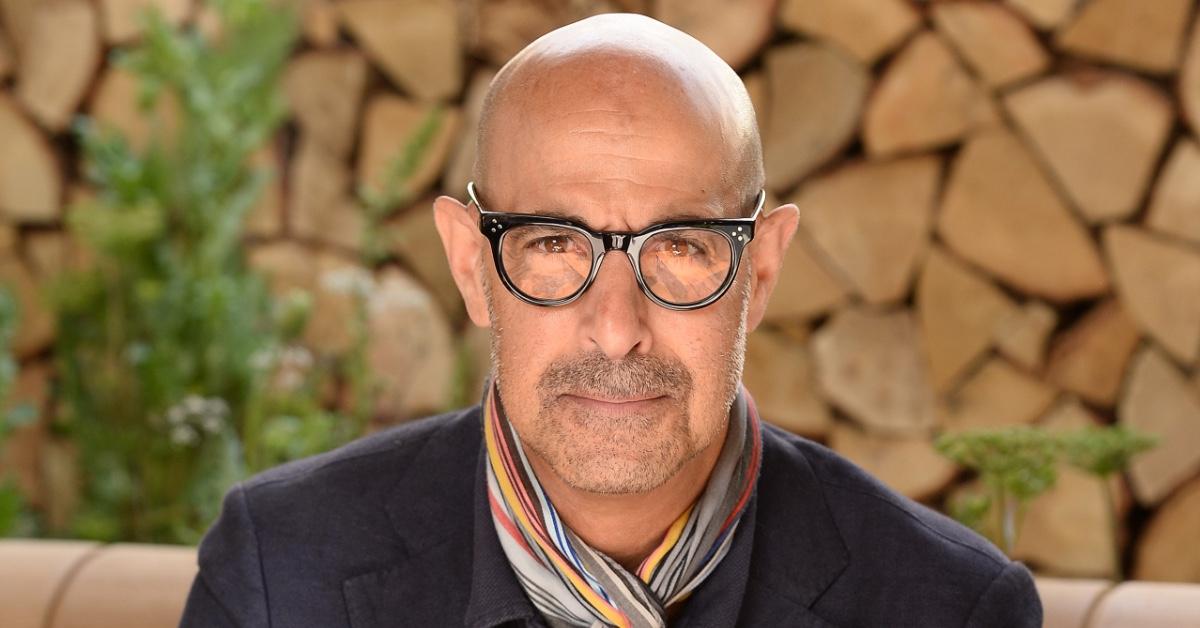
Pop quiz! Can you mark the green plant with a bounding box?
[936,423,1157,571]
[1060,426,1158,579]
[0,287,39,537]
[46,0,370,544]
[936,427,1060,554]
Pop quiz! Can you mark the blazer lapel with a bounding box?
[342,413,486,628]
[735,424,850,627]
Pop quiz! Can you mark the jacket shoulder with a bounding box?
[183,406,485,627]
[759,424,1042,627]
[242,404,482,496]
[763,423,1009,570]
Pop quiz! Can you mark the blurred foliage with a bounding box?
[1060,425,1158,477]
[43,0,372,545]
[358,106,445,265]
[936,424,1157,567]
[0,288,38,536]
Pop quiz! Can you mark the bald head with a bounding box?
[473,13,763,219]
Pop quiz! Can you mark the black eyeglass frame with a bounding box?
[466,181,767,311]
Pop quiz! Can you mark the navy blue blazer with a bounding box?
[180,405,1042,627]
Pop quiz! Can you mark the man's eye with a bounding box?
[660,238,707,257]
[529,236,576,254]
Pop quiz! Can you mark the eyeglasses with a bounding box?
[467,181,766,311]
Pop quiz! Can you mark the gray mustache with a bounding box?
[537,351,693,401]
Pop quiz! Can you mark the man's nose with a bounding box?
[577,251,653,360]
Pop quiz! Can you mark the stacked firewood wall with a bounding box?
[0,0,1198,582]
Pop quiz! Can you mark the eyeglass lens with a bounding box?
[499,225,733,305]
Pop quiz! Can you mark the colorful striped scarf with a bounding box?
[484,382,762,628]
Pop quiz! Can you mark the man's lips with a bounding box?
[560,393,668,412]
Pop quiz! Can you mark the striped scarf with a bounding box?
[484,382,762,628]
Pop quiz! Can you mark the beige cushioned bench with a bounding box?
[2,540,1198,627]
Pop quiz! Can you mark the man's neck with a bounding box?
[523,424,729,573]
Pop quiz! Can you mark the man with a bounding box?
[181,13,1042,628]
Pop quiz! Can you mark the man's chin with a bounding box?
[549,453,683,495]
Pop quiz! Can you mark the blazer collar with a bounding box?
[342,408,850,628]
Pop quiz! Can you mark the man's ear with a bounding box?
[432,195,492,328]
[745,203,800,333]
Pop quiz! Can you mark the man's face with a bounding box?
[435,50,796,496]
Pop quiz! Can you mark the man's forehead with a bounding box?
[475,13,761,223]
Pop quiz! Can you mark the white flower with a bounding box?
[249,347,275,371]
[183,394,207,415]
[170,424,199,446]
[200,414,224,434]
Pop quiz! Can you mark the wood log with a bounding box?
[284,50,368,159]
[367,267,456,420]
[1056,0,1191,74]
[1005,0,1078,31]
[338,0,461,102]
[98,0,190,44]
[931,2,1048,89]
[1103,225,1200,366]
[301,0,339,48]
[1045,299,1141,408]
[464,0,561,67]
[993,301,1057,372]
[24,230,94,280]
[0,255,54,358]
[743,327,833,438]
[248,242,363,355]
[0,0,36,52]
[0,221,15,254]
[0,95,60,223]
[917,246,1019,394]
[1182,13,1200,138]
[1004,73,1173,224]
[1135,475,1200,582]
[88,66,180,153]
[444,69,496,200]
[937,128,1109,302]
[762,228,848,323]
[654,0,774,71]
[777,0,919,65]
[357,95,462,205]
[385,196,465,323]
[937,357,1057,431]
[812,308,936,436]
[14,0,98,132]
[1147,138,1200,247]
[863,32,998,157]
[289,139,362,252]
[742,71,767,131]
[0,29,13,80]
[793,155,940,305]
[1119,345,1200,505]
[762,42,867,193]
[1013,397,1122,578]
[828,422,956,502]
